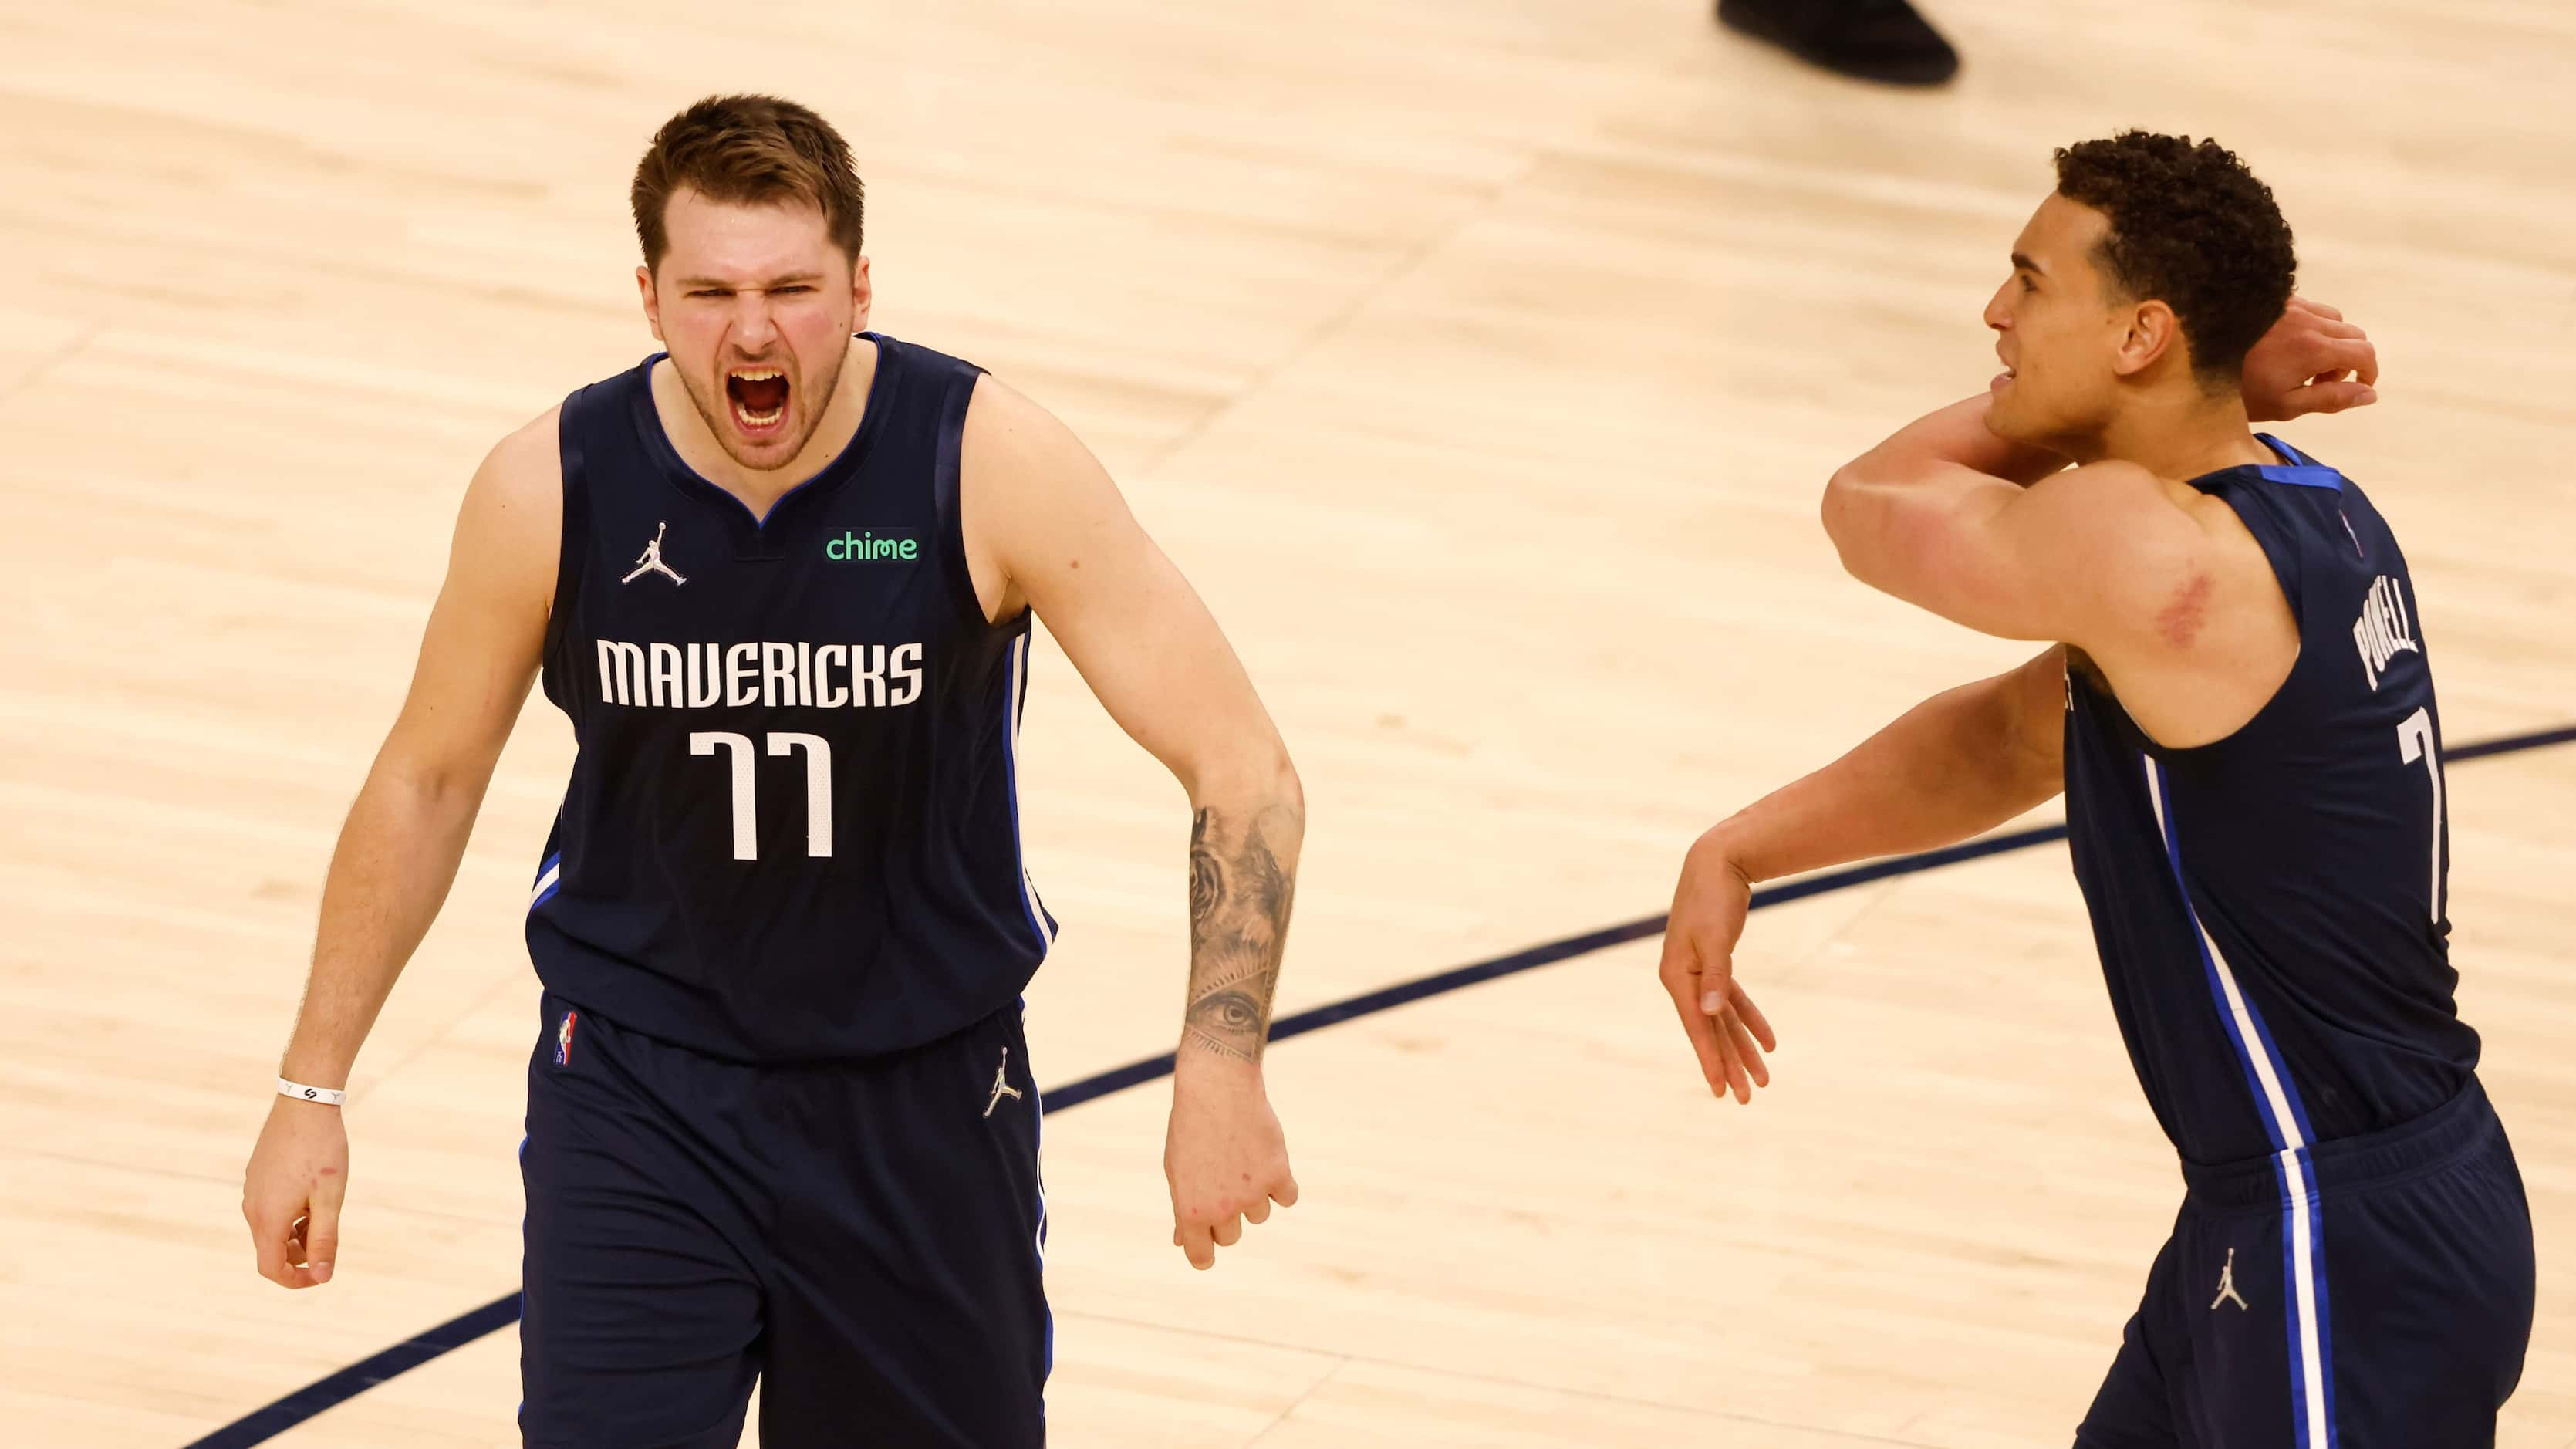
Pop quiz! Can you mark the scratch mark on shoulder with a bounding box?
[2157,569,2213,650]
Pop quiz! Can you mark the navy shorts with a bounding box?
[518,991,1049,1447]
[2076,1077,2532,1448]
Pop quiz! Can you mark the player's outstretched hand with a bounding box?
[1163,1062,1298,1271]
[1661,828,1778,1104]
[2243,296,2379,423]
[242,1096,348,1289]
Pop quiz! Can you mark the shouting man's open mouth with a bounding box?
[725,366,791,437]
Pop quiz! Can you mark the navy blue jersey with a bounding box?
[2062,434,2479,1167]
[527,333,1057,1061]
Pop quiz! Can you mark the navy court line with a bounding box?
[182,720,2576,1447]
[186,1295,524,1449]
[2451,722,2576,762]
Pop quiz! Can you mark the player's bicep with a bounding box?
[1825,461,2078,640]
[966,383,1282,790]
[1826,461,2178,648]
[376,418,559,790]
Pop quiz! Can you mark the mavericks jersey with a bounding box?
[528,333,1056,1060]
[2063,434,2478,1167]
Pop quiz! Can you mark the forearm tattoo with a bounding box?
[1183,802,1300,1063]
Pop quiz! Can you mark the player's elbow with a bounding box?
[1820,465,1890,586]
[1247,744,1305,821]
[1277,752,1305,822]
[367,724,504,819]
[1820,467,1852,552]
[1190,738,1303,823]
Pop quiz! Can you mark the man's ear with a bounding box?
[637,265,664,344]
[2113,299,2183,379]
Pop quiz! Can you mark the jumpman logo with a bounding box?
[621,522,687,586]
[2211,1247,2250,1312]
[983,1046,1025,1119]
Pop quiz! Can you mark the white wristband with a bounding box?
[278,1077,347,1107]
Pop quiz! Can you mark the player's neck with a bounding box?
[2071,387,2277,481]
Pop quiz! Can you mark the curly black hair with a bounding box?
[2053,132,2295,384]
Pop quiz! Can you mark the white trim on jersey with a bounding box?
[1004,633,1056,954]
[2143,757,2336,1449]
[529,860,562,908]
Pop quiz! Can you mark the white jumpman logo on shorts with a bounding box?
[984,1046,1025,1119]
[621,522,687,586]
[2211,1246,2250,1312]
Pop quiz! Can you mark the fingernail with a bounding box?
[1700,991,1722,1013]
[2357,387,2377,404]
[312,1263,332,1282]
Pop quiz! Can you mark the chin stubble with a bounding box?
[678,343,853,470]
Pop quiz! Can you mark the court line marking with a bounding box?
[181,721,2576,1448]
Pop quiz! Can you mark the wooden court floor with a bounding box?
[4,0,2573,1444]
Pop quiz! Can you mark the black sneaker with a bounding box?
[1717,0,1961,86]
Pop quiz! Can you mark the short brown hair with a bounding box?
[2053,131,2294,384]
[630,94,865,271]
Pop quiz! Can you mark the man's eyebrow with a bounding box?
[670,271,827,289]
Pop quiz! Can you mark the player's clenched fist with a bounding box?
[242,1096,349,1289]
[1163,1062,1298,1270]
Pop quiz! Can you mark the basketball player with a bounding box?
[238,94,1304,1447]
[1659,133,2534,1444]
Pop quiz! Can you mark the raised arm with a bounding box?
[1821,294,2378,660]
[961,377,1301,1272]
[239,413,559,1289]
[1819,397,2193,645]
[1818,397,2319,753]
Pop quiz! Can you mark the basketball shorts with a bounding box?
[2075,1076,2532,1448]
[518,991,1049,1447]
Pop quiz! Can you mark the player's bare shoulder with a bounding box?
[2046,456,2297,746]
[2029,460,2276,654]
[471,406,566,533]
[957,372,1126,623]
[2149,464,2296,663]
[452,406,566,619]
[959,372,1089,490]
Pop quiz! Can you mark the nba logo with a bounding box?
[555,1010,579,1067]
